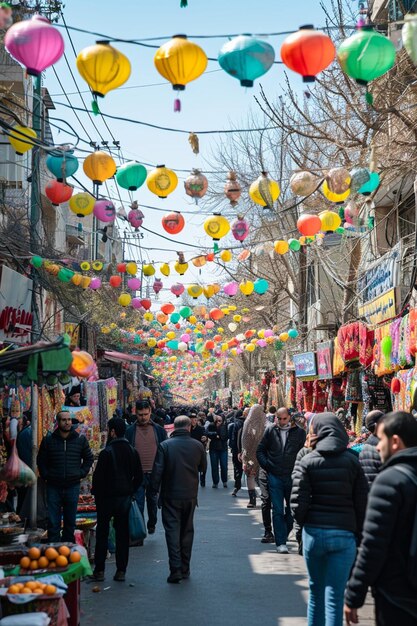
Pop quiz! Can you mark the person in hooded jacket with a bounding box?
[206,414,229,488]
[291,412,368,626]
[228,409,245,496]
[358,410,383,487]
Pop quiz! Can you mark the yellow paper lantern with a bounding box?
[118,293,132,307]
[249,172,280,208]
[189,315,197,324]
[279,332,289,342]
[101,326,111,334]
[147,338,157,348]
[174,261,188,275]
[258,329,265,338]
[81,276,91,289]
[241,308,250,314]
[233,315,242,323]
[126,262,137,275]
[69,192,95,218]
[203,285,215,299]
[321,180,350,204]
[71,273,82,286]
[245,343,256,352]
[76,42,131,97]
[167,331,176,340]
[228,305,237,312]
[144,312,154,322]
[154,35,207,91]
[8,125,37,155]
[274,240,289,255]
[187,284,203,299]
[143,264,155,277]
[319,210,342,232]
[212,284,221,295]
[147,165,178,199]
[204,214,230,241]
[221,343,229,352]
[239,280,254,296]
[218,327,224,333]
[220,249,232,262]
[230,348,238,357]
[83,151,116,185]
[160,263,170,277]
[169,356,177,362]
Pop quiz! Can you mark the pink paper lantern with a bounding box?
[128,208,144,229]
[5,15,64,76]
[127,278,141,291]
[171,283,185,298]
[180,333,190,343]
[205,321,215,329]
[89,278,102,290]
[264,329,274,338]
[257,339,267,347]
[131,298,142,309]
[94,199,116,223]
[153,278,163,294]
[231,217,249,242]
[223,281,238,297]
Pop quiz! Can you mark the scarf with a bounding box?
[278,423,291,447]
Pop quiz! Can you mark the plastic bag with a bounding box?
[129,499,147,543]
[0,614,50,626]
[0,441,36,488]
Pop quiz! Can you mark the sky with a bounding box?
[43,0,335,301]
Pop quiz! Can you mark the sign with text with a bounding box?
[357,243,401,306]
[0,266,33,344]
[358,287,399,326]
[293,352,317,378]
[316,341,333,379]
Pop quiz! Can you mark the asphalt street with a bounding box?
[80,467,375,626]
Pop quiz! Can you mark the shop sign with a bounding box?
[316,341,333,379]
[0,266,33,344]
[293,352,317,378]
[64,322,80,349]
[357,243,400,306]
[358,287,399,326]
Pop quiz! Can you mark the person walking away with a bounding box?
[344,411,417,626]
[151,416,207,583]
[16,411,32,514]
[228,409,245,496]
[189,412,207,487]
[358,410,384,487]
[241,404,266,509]
[91,418,143,582]
[37,410,93,542]
[266,406,277,424]
[126,400,167,536]
[291,413,368,626]
[206,415,228,488]
[292,413,317,555]
[257,406,306,553]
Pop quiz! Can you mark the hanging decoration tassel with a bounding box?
[365,89,373,106]
[180,0,188,6]
[174,98,181,112]
[188,132,199,155]
[91,96,100,116]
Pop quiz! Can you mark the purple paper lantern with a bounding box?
[5,15,65,77]
[94,199,116,223]
[89,278,102,290]
[131,298,142,309]
[223,281,239,297]
[231,216,249,242]
[127,278,141,291]
[128,208,144,229]
[153,278,163,294]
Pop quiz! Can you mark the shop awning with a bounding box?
[103,351,143,364]
[0,336,72,374]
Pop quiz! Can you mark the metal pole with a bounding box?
[29,383,38,529]
[30,75,42,342]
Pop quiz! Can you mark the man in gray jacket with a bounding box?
[151,416,207,584]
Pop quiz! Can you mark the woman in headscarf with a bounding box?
[291,413,368,626]
[241,404,266,508]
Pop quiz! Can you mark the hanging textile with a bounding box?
[338,322,360,363]
[359,323,374,367]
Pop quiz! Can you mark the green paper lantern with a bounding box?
[57,268,74,282]
[180,306,192,319]
[337,27,395,85]
[253,278,269,295]
[336,226,345,234]
[170,312,181,323]
[115,161,147,191]
[288,238,301,251]
[31,255,43,268]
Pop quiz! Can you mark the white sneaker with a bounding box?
[276,544,289,554]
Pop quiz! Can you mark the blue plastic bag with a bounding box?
[129,499,147,542]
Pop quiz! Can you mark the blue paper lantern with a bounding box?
[288,328,299,339]
[253,278,269,295]
[357,171,380,196]
[46,152,79,181]
[218,35,275,87]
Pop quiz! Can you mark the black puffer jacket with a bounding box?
[92,437,143,500]
[151,429,207,500]
[206,422,228,452]
[290,413,368,535]
[358,434,381,487]
[228,416,244,454]
[345,447,417,616]
[37,429,94,487]
[256,424,306,477]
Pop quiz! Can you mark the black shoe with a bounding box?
[113,570,125,582]
[147,526,156,535]
[167,570,182,584]
[261,532,275,544]
[90,571,104,582]
[223,483,228,488]
[212,484,218,489]
[130,539,144,547]
[181,570,190,579]
[200,480,205,487]
[231,488,238,496]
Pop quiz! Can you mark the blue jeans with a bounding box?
[134,473,158,530]
[268,474,293,545]
[209,450,228,485]
[303,526,357,626]
[46,483,80,542]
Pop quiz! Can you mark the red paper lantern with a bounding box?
[141,299,152,310]
[281,25,336,82]
[206,252,215,262]
[205,340,215,351]
[162,212,185,235]
[391,378,401,394]
[69,350,95,378]
[209,308,224,321]
[45,180,73,206]
[161,303,175,315]
[117,263,126,273]
[109,275,122,288]
[297,213,321,236]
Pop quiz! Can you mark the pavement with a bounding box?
[80,470,375,626]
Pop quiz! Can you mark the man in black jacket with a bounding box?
[358,410,383,487]
[257,407,306,553]
[344,411,417,625]
[228,409,245,496]
[37,410,93,542]
[189,412,207,487]
[151,416,207,584]
[91,418,143,582]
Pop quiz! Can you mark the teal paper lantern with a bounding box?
[167,340,179,350]
[46,152,79,182]
[358,172,380,196]
[115,161,147,191]
[337,27,396,85]
[254,278,269,295]
[170,312,180,323]
[288,238,301,251]
[180,306,192,319]
[288,328,299,339]
[336,226,345,234]
[57,268,74,282]
[218,35,275,87]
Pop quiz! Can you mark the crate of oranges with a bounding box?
[0,580,62,626]
[19,545,82,574]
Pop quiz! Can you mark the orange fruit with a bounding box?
[45,548,58,561]
[45,584,57,596]
[33,588,43,594]
[58,545,71,557]
[69,550,81,563]
[56,555,68,567]
[20,556,30,569]
[29,560,39,570]
[48,561,57,569]
[38,556,49,568]
[7,585,19,594]
[28,547,41,560]
[26,581,38,591]
[21,587,33,594]
[15,583,24,591]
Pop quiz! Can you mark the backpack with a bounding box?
[393,464,417,589]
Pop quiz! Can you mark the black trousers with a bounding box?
[161,498,197,574]
[94,496,131,573]
[375,593,417,626]
[257,469,272,532]
[232,451,243,490]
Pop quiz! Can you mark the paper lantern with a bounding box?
[321,181,350,203]
[350,167,370,193]
[69,350,95,378]
[337,27,396,85]
[147,165,178,198]
[231,216,249,242]
[178,342,188,352]
[148,338,157,348]
[5,15,64,76]
[358,172,380,196]
[154,35,207,91]
[166,331,176,340]
[160,263,170,277]
[391,378,401,394]
[220,250,232,263]
[143,264,155,277]
[30,255,43,268]
[254,278,269,295]
[202,285,214,299]
[192,256,207,268]
[288,328,299,339]
[289,171,318,196]
[71,274,82,286]
[187,284,203,299]
[128,208,144,230]
[402,14,417,66]
[45,180,73,206]
[281,26,335,81]
[223,281,238,297]
[174,260,188,275]
[7,125,37,155]
[180,306,192,318]
[279,332,289,342]
[161,303,175,315]
[57,268,74,283]
[94,199,116,223]
[297,213,321,236]
[205,340,215,351]
[218,35,275,87]
[153,279,163,294]
[127,278,141,291]
[118,293,132,307]
[210,308,224,321]
[319,210,342,233]
[69,192,95,218]
[204,214,230,241]
[249,172,280,209]
[83,151,116,185]
[326,167,351,195]
[117,263,126,273]
[274,240,289,255]
[224,171,241,206]
[171,283,185,297]
[125,262,137,276]
[46,152,79,181]
[116,161,147,191]
[76,42,131,98]
[184,169,208,202]
[167,340,179,350]
[239,280,254,296]
[289,238,301,251]
[89,278,102,290]
[109,275,122,288]
[162,211,185,234]
[141,299,152,310]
